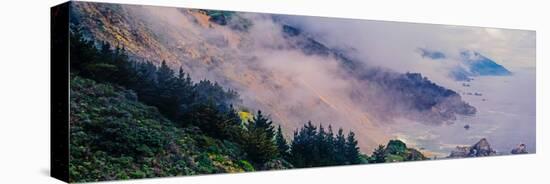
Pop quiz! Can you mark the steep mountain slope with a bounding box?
[70,2,475,151]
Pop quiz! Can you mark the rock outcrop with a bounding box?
[382,140,427,162]
[511,144,528,154]
[448,138,496,158]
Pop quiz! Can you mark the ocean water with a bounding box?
[386,68,536,157]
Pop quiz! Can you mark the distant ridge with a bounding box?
[418,48,511,81]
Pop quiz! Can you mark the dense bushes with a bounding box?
[70,76,170,157]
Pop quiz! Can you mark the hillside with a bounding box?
[69,76,259,182]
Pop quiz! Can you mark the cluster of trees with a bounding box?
[286,122,363,167]
[70,31,239,123]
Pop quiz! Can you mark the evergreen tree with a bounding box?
[154,60,180,119]
[132,61,159,104]
[186,103,226,138]
[178,66,185,79]
[156,60,175,86]
[223,105,245,141]
[290,121,318,168]
[242,112,279,165]
[69,29,96,74]
[111,46,136,87]
[250,110,275,139]
[173,67,195,120]
[345,131,361,164]
[182,103,241,143]
[317,124,334,166]
[333,128,347,164]
[325,125,336,165]
[371,144,387,163]
[289,129,304,167]
[275,125,290,160]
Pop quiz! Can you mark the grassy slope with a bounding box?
[69,76,253,182]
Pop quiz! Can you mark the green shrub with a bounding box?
[239,160,255,172]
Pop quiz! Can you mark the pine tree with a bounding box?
[250,111,275,139]
[178,66,185,80]
[371,144,387,163]
[173,67,195,120]
[186,103,226,138]
[317,124,334,166]
[108,46,134,87]
[290,129,305,167]
[345,131,361,164]
[327,125,335,145]
[290,121,318,168]
[153,61,178,119]
[156,60,176,88]
[241,111,279,165]
[305,122,320,166]
[132,61,158,104]
[333,128,347,164]
[325,125,336,165]
[275,125,290,160]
